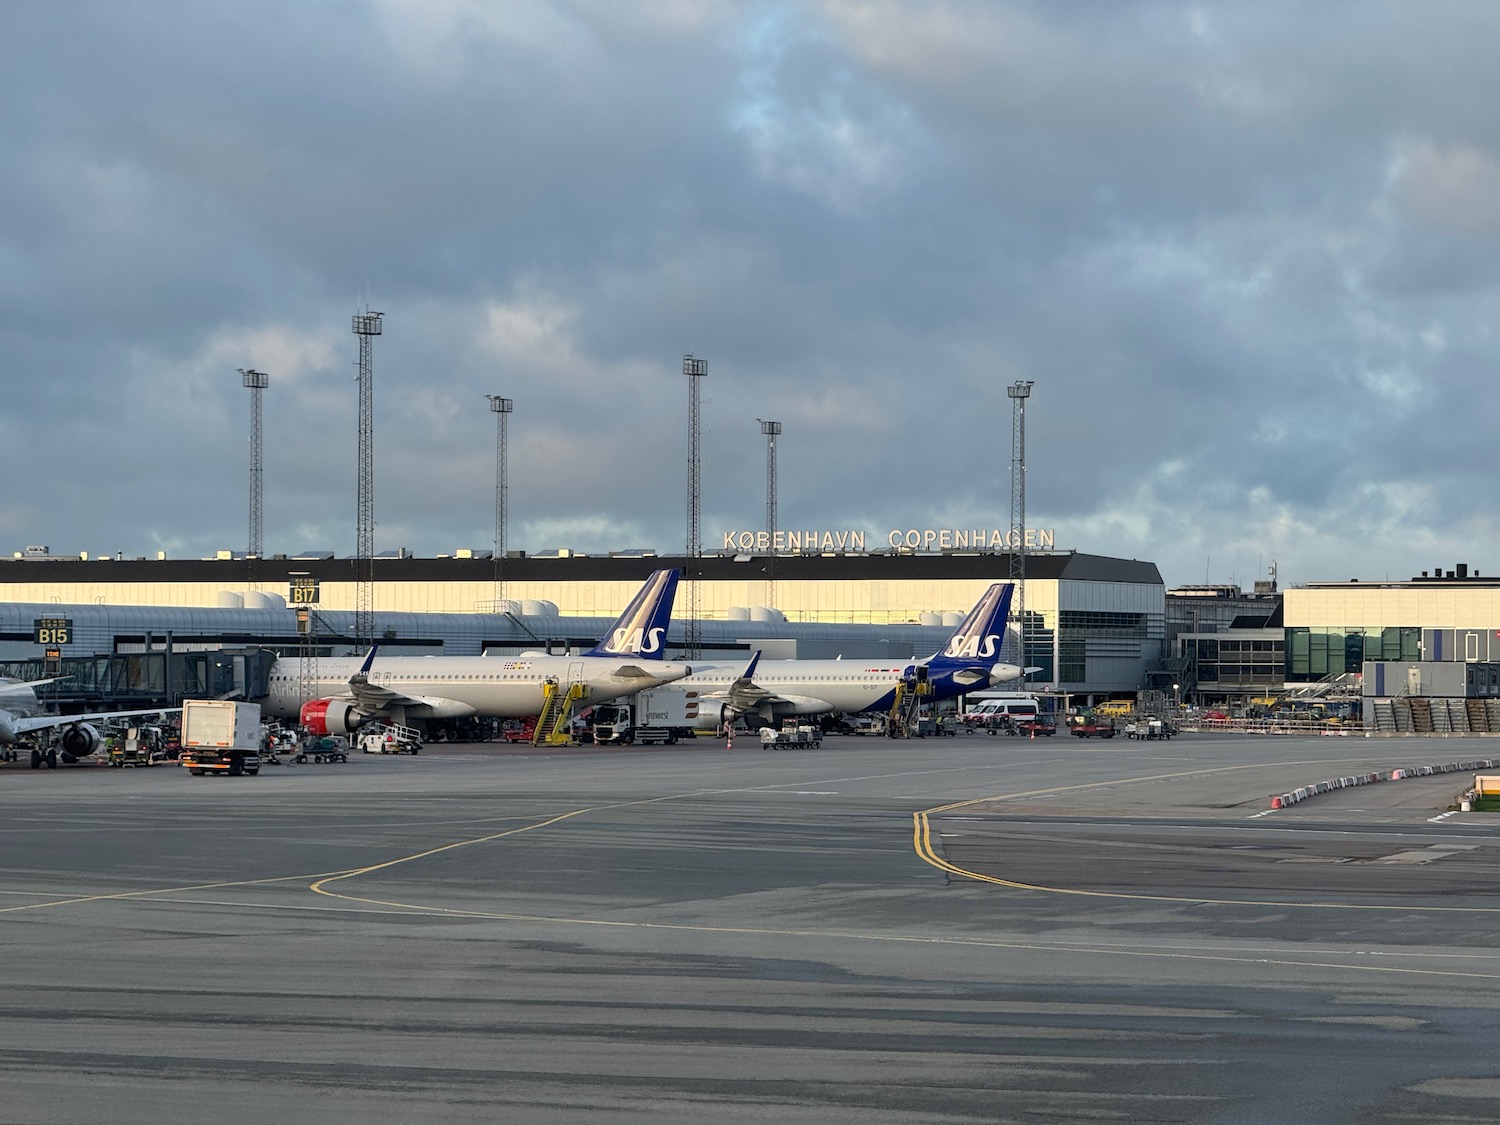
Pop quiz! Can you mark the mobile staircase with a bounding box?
[888,670,930,738]
[533,678,587,746]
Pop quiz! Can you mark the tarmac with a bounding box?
[3,731,1500,1123]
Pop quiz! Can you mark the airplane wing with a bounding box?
[698,652,809,713]
[12,706,180,735]
[344,680,424,712]
[343,648,434,713]
[0,676,74,693]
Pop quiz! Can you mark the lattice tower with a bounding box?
[239,369,269,559]
[487,395,512,610]
[1007,380,1034,670]
[759,419,780,608]
[352,310,383,652]
[683,355,708,659]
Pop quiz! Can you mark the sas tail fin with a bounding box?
[584,569,680,659]
[924,583,1014,672]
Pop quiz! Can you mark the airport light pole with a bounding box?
[758,419,780,608]
[238,368,269,559]
[486,394,513,610]
[1007,380,1034,676]
[684,354,708,660]
[352,309,383,653]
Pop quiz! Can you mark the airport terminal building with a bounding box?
[0,548,1165,704]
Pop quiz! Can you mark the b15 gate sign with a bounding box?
[33,617,72,645]
[721,528,1056,552]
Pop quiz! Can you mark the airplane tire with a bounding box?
[30,749,41,769]
[46,749,58,769]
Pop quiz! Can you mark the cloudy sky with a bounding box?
[2,1,1497,590]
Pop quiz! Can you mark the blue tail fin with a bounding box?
[584,569,680,659]
[925,583,1014,670]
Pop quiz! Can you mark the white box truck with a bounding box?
[591,688,708,746]
[179,700,262,776]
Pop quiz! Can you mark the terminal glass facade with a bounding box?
[1284,626,1420,681]
[1020,611,1054,683]
[1056,609,1152,686]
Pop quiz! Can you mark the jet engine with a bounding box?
[300,699,371,736]
[59,722,103,760]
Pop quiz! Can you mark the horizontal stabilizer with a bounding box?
[611,664,656,680]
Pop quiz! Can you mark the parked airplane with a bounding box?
[0,677,177,769]
[670,582,1022,728]
[265,568,693,734]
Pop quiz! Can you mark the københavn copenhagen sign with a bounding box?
[721,528,1056,553]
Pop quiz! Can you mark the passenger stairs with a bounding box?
[888,676,930,739]
[533,679,587,746]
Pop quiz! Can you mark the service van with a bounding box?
[1095,699,1135,717]
[961,695,1041,728]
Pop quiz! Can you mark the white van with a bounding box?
[961,695,1040,728]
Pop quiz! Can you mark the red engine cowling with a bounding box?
[300,699,369,736]
[59,722,102,758]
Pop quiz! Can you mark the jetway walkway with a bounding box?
[0,648,277,709]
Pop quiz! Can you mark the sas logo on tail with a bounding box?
[944,633,1001,659]
[608,627,665,654]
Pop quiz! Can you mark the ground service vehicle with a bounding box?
[1095,700,1135,717]
[179,700,262,776]
[591,689,702,746]
[357,723,422,754]
[962,695,1042,730]
[1069,717,1116,739]
[759,723,821,749]
[1013,717,1056,737]
[295,736,348,763]
[107,724,167,766]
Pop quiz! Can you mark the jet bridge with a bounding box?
[0,647,277,708]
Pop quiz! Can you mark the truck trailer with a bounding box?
[179,700,262,776]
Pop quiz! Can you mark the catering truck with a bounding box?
[179,700,262,776]
[591,688,704,746]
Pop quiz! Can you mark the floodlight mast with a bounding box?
[486,394,513,609]
[238,368,269,559]
[684,354,708,660]
[1007,379,1034,674]
[352,309,383,654]
[758,419,780,607]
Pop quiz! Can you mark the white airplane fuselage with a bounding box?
[682,659,915,717]
[263,653,694,722]
[644,651,1024,730]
